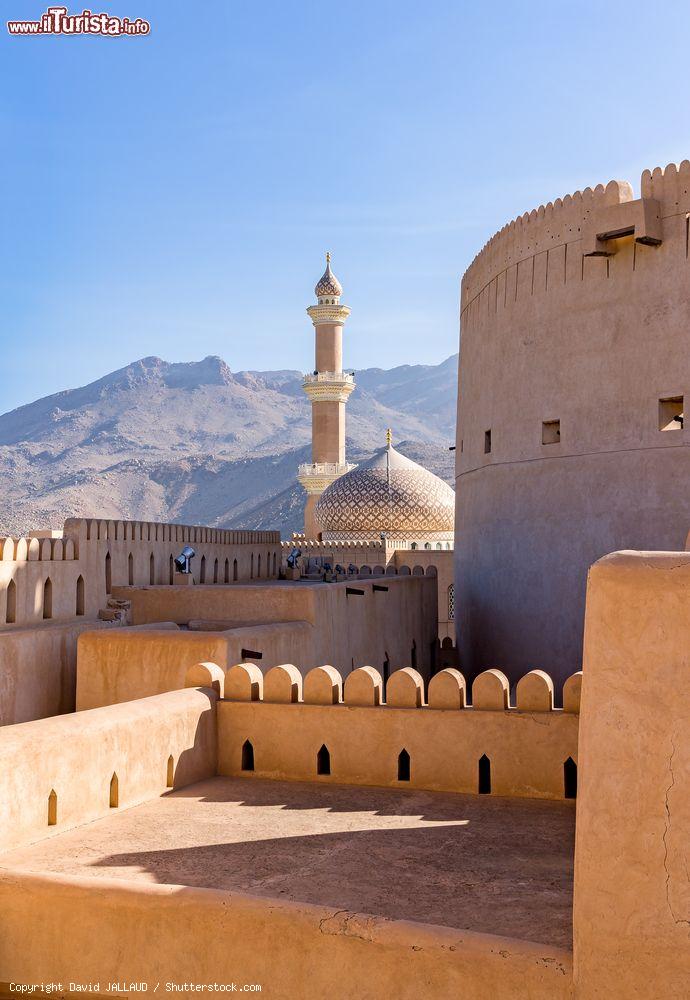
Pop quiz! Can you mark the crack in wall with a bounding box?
[662,739,690,928]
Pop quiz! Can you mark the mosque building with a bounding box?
[297,254,455,551]
[292,255,456,647]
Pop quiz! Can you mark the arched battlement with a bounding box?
[216,664,581,800]
[461,178,635,309]
[0,517,281,631]
[218,663,578,713]
[464,162,690,310]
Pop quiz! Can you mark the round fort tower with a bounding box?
[455,163,690,689]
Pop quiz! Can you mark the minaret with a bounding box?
[297,253,356,537]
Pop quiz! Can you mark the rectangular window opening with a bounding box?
[659,396,684,432]
[484,429,492,454]
[542,419,561,445]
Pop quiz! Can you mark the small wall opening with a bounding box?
[109,772,119,808]
[383,656,390,698]
[42,577,52,620]
[478,754,491,794]
[6,578,16,624]
[76,575,85,616]
[169,554,174,585]
[250,553,254,579]
[166,755,174,788]
[105,551,112,594]
[397,749,411,781]
[542,419,561,444]
[564,757,577,799]
[317,744,331,776]
[273,552,277,576]
[128,553,134,586]
[200,555,206,584]
[48,789,57,826]
[484,429,492,454]
[213,558,219,584]
[411,640,417,670]
[149,553,155,585]
[224,559,230,584]
[659,395,684,431]
[258,554,262,578]
[233,558,238,582]
[241,739,255,772]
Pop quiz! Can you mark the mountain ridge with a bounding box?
[0,354,458,537]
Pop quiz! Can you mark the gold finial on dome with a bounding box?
[326,251,331,263]
[386,427,392,446]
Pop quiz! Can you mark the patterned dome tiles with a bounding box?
[315,446,455,537]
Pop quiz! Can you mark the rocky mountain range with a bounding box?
[0,354,458,538]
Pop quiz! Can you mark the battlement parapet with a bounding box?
[217,663,580,800]
[1,536,77,563]
[461,161,690,313]
[222,662,580,712]
[282,538,386,554]
[0,517,281,629]
[63,517,279,547]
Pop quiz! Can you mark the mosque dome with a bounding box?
[314,252,343,300]
[315,437,455,542]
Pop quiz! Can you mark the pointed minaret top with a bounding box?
[314,252,343,300]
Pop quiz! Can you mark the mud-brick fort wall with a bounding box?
[455,162,690,687]
[0,517,280,727]
[0,517,281,628]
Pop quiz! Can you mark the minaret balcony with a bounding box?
[297,461,356,494]
[302,371,355,403]
[306,302,351,327]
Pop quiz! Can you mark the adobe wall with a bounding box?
[0,871,572,1000]
[0,619,122,727]
[0,517,277,724]
[0,517,280,630]
[286,540,456,643]
[456,162,690,686]
[81,576,437,708]
[0,686,218,853]
[76,622,313,709]
[573,552,690,997]
[394,549,456,642]
[219,663,579,799]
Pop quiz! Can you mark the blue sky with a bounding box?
[2,0,690,411]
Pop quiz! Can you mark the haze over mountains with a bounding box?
[0,355,458,538]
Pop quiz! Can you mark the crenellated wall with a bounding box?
[218,662,580,800]
[0,517,280,629]
[456,161,690,686]
[0,517,279,726]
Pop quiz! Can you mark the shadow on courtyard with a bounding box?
[86,777,575,948]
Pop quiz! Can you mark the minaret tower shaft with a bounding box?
[297,253,356,536]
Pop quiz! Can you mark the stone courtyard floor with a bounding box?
[0,777,575,947]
